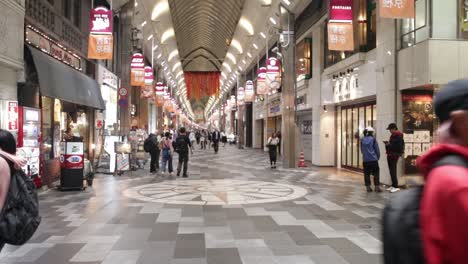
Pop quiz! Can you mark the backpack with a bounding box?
[143,137,153,152]
[382,155,468,264]
[174,136,188,154]
[0,156,41,245]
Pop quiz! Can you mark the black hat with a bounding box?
[386,123,398,130]
[434,79,468,122]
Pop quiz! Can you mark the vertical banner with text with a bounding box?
[88,7,113,60]
[130,53,145,86]
[380,0,415,19]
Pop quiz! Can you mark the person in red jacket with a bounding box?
[417,79,468,264]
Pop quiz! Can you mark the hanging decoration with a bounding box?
[380,0,415,19]
[130,53,145,86]
[256,67,268,95]
[87,6,113,60]
[245,80,254,102]
[266,58,282,91]
[155,82,165,96]
[237,87,245,106]
[144,66,154,86]
[184,72,220,100]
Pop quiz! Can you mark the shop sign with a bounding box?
[245,80,254,102]
[327,22,354,51]
[25,26,82,70]
[266,58,282,90]
[131,53,145,69]
[333,75,358,103]
[88,34,113,60]
[144,66,154,85]
[257,67,268,95]
[89,7,113,34]
[131,69,145,86]
[96,119,104,129]
[237,87,245,106]
[97,64,118,88]
[330,0,353,21]
[380,0,415,19]
[7,101,18,131]
[64,142,84,169]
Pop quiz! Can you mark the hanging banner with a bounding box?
[237,87,245,106]
[245,80,254,102]
[130,53,145,86]
[329,0,353,21]
[163,86,170,99]
[141,85,154,98]
[327,22,354,51]
[257,67,268,95]
[155,82,164,96]
[266,58,282,90]
[380,0,415,19]
[89,7,113,34]
[88,34,113,60]
[144,66,153,85]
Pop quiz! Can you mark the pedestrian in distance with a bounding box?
[159,132,174,177]
[383,79,468,264]
[384,123,404,193]
[207,131,212,149]
[360,127,382,192]
[189,130,196,151]
[221,131,227,147]
[174,127,192,178]
[212,129,221,154]
[200,131,206,150]
[195,131,201,145]
[267,132,280,169]
[144,132,160,174]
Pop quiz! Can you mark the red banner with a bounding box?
[184,72,220,100]
[329,0,353,21]
[89,7,113,34]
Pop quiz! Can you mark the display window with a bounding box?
[340,102,376,171]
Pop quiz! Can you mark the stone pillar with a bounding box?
[375,11,403,185]
[116,1,134,135]
[279,6,297,168]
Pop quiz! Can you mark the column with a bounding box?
[279,6,297,168]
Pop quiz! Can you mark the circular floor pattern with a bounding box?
[123,179,308,205]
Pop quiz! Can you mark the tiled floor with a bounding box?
[0,145,391,264]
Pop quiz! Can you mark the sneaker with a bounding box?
[386,186,393,191]
[366,186,373,192]
[390,187,401,193]
[182,175,188,178]
[375,186,383,193]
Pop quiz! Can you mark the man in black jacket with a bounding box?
[147,133,160,174]
[175,127,192,177]
[384,123,404,193]
[212,129,221,154]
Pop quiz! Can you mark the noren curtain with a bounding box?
[184,72,220,100]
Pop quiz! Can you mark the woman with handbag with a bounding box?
[267,133,280,169]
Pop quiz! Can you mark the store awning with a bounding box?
[28,46,105,110]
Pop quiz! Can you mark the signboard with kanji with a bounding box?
[327,22,354,51]
[380,0,415,19]
[88,34,113,59]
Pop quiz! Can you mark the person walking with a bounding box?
[267,133,280,168]
[0,129,27,252]
[360,127,382,192]
[159,132,174,176]
[175,127,192,177]
[195,131,201,145]
[384,123,404,193]
[200,131,206,150]
[144,132,160,174]
[189,130,196,151]
[383,79,468,264]
[221,131,227,147]
[212,129,221,154]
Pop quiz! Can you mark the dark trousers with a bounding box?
[269,147,277,164]
[0,242,4,253]
[150,150,160,172]
[177,153,189,176]
[363,161,380,186]
[213,141,219,153]
[387,157,399,188]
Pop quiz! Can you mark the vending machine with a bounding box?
[17,106,42,188]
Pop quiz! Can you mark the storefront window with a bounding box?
[340,102,376,171]
[296,38,312,82]
[41,97,53,160]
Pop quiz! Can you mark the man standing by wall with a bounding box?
[384,123,404,193]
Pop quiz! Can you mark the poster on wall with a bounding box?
[402,93,434,174]
[7,101,18,131]
[302,120,312,135]
[380,0,415,19]
[328,22,354,51]
[88,34,113,60]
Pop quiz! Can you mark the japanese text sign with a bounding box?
[380,0,415,19]
[330,0,353,21]
[89,7,113,34]
[327,22,354,51]
[88,34,113,60]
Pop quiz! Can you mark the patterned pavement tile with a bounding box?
[0,146,391,264]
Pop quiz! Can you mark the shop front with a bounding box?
[253,100,266,149]
[21,26,105,187]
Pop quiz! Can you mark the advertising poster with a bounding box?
[64,142,84,169]
[402,92,434,174]
[7,101,18,131]
[380,0,415,19]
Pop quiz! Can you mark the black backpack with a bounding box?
[143,137,153,152]
[383,155,468,264]
[0,156,41,245]
[174,136,188,154]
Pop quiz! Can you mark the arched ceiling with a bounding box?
[168,0,245,72]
